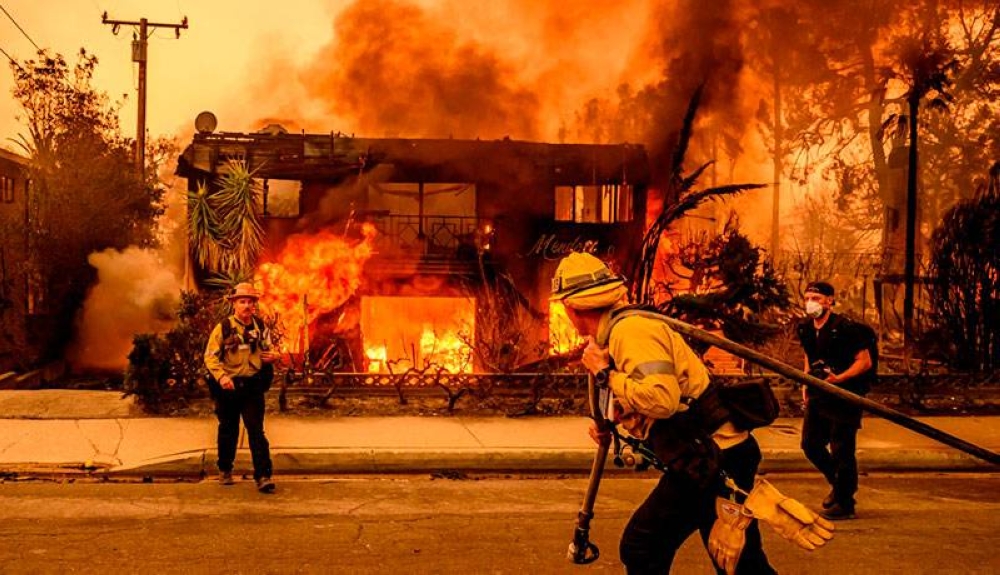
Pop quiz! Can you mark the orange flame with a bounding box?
[363,326,472,375]
[257,223,377,352]
[548,301,583,354]
[362,296,474,375]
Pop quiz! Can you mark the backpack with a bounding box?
[859,321,879,372]
[847,317,879,394]
[208,315,275,394]
[606,305,778,431]
[716,377,779,431]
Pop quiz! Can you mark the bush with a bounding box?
[124,291,226,412]
[927,164,1000,373]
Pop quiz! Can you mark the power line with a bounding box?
[0,3,41,52]
[101,12,188,178]
[0,44,23,70]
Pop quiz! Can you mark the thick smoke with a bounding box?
[256,0,753,177]
[67,247,182,372]
[303,0,541,140]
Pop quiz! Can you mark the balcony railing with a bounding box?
[367,214,487,257]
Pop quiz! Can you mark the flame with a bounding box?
[365,343,389,373]
[364,326,473,375]
[548,301,584,354]
[361,296,474,375]
[257,223,377,352]
[419,327,473,373]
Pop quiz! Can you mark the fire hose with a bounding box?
[657,315,1000,467]
[567,315,1000,565]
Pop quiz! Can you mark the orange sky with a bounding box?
[0,0,346,145]
[0,0,653,147]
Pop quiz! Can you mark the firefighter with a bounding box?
[551,252,776,574]
[204,282,278,493]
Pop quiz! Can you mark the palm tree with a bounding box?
[630,86,767,303]
[893,37,957,347]
[186,158,265,283]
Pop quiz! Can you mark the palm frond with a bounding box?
[669,83,704,186]
[680,161,713,193]
[210,158,264,274]
[187,183,223,270]
[629,86,766,304]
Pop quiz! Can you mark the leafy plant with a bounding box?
[187,183,223,271]
[123,291,223,412]
[8,49,165,363]
[186,159,264,278]
[661,216,792,348]
[926,162,1000,373]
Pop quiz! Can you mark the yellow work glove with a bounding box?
[743,478,835,551]
[708,497,753,575]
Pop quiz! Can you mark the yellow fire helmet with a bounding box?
[550,252,627,309]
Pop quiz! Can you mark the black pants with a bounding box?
[801,405,859,509]
[620,435,775,575]
[214,381,272,480]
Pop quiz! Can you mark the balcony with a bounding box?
[362,214,491,275]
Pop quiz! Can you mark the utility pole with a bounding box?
[101,12,188,179]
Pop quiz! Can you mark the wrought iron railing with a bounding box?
[367,214,485,257]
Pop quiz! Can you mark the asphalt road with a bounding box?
[0,472,997,574]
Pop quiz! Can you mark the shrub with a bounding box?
[124,291,226,412]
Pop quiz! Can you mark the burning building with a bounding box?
[177,116,650,376]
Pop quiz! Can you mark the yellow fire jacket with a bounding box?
[203,316,270,382]
[595,305,747,449]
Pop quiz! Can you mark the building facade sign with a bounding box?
[523,232,615,260]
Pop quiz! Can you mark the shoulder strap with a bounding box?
[599,304,665,346]
[216,318,234,360]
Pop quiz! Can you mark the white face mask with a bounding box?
[805,300,825,318]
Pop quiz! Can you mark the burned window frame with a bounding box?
[554,184,633,223]
[261,178,302,219]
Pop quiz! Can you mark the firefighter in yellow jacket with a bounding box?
[204,282,278,493]
[551,252,776,574]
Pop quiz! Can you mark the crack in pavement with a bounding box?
[74,419,128,466]
[456,418,486,448]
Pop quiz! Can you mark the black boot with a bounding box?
[822,489,836,509]
[821,502,856,520]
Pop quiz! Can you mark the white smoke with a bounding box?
[66,246,182,372]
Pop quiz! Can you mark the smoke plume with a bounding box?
[67,247,182,372]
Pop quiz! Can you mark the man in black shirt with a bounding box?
[796,281,877,520]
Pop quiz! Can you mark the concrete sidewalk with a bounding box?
[0,413,997,478]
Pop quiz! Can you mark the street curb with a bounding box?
[759,448,997,473]
[94,447,1000,477]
